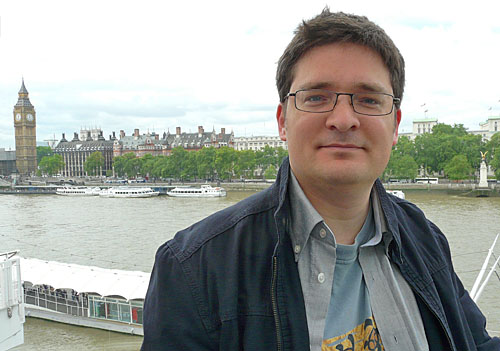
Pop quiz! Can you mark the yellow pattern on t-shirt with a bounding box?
[322,316,384,351]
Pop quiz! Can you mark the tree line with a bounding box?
[384,123,500,181]
[37,145,289,181]
[111,146,288,181]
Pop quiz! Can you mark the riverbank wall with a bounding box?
[384,183,500,197]
[1,179,499,196]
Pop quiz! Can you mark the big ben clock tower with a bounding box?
[13,79,37,175]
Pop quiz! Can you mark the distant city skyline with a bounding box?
[1,0,500,149]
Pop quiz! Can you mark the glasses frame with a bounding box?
[285,89,401,116]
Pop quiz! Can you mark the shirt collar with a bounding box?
[369,186,393,253]
[288,171,393,261]
[288,170,325,262]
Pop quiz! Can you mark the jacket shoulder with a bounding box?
[373,180,450,270]
[167,185,279,262]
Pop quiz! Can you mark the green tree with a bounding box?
[386,154,418,180]
[444,155,473,180]
[486,133,500,164]
[141,154,156,179]
[461,134,484,171]
[276,147,289,167]
[197,147,216,180]
[263,164,277,179]
[114,153,140,178]
[169,147,188,180]
[112,155,127,177]
[215,147,237,181]
[151,156,169,179]
[413,123,479,176]
[84,151,105,176]
[182,151,198,180]
[37,146,53,164]
[255,146,278,177]
[432,123,468,137]
[38,154,65,176]
[393,135,416,159]
[414,133,440,175]
[123,153,142,178]
[234,150,256,178]
[491,150,500,180]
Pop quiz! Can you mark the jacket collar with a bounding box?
[374,179,403,254]
[273,158,403,256]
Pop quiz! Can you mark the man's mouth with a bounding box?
[321,143,363,149]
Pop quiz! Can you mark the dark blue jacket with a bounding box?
[142,159,500,350]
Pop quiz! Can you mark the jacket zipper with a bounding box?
[271,256,283,351]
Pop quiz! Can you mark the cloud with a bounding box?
[1,0,500,148]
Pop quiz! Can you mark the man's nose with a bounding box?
[324,95,360,132]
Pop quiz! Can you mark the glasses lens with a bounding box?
[296,90,334,112]
[352,93,393,115]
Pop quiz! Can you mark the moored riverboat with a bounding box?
[167,184,226,197]
[98,187,159,198]
[56,186,101,196]
[386,190,405,199]
[20,257,148,335]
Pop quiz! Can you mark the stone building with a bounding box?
[53,130,115,177]
[470,116,500,141]
[234,135,287,151]
[113,129,167,158]
[52,126,233,177]
[0,148,16,176]
[113,126,234,157]
[399,118,439,140]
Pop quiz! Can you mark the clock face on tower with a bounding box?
[15,113,21,121]
[27,114,33,122]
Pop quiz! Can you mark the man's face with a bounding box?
[276,43,401,191]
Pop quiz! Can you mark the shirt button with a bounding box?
[318,273,325,283]
[294,245,301,254]
[319,228,327,238]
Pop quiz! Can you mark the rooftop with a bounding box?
[21,257,150,301]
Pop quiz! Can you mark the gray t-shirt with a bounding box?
[323,205,383,349]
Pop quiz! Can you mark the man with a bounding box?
[142,9,499,351]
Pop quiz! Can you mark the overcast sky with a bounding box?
[1,0,500,149]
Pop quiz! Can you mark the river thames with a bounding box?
[1,188,500,350]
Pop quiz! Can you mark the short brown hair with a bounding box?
[276,8,405,109]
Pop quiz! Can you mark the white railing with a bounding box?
[471,234,500,303]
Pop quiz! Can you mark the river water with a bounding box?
[1,188,500,350]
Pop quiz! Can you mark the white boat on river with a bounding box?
[56,186,101,196]
[167,184,226,197]
[99,187,159,198]
[386,190,405,199]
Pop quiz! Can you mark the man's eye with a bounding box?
[304,95,329,104]
[356,95,382,106]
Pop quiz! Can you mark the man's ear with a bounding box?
[277,103,287,141]
[392,109,402,146]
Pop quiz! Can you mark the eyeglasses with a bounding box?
[285,89,400,116]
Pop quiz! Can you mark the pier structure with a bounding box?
[0,251,24,351]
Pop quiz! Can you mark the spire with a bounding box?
[19,78,29,94]
[15,78,34,108]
